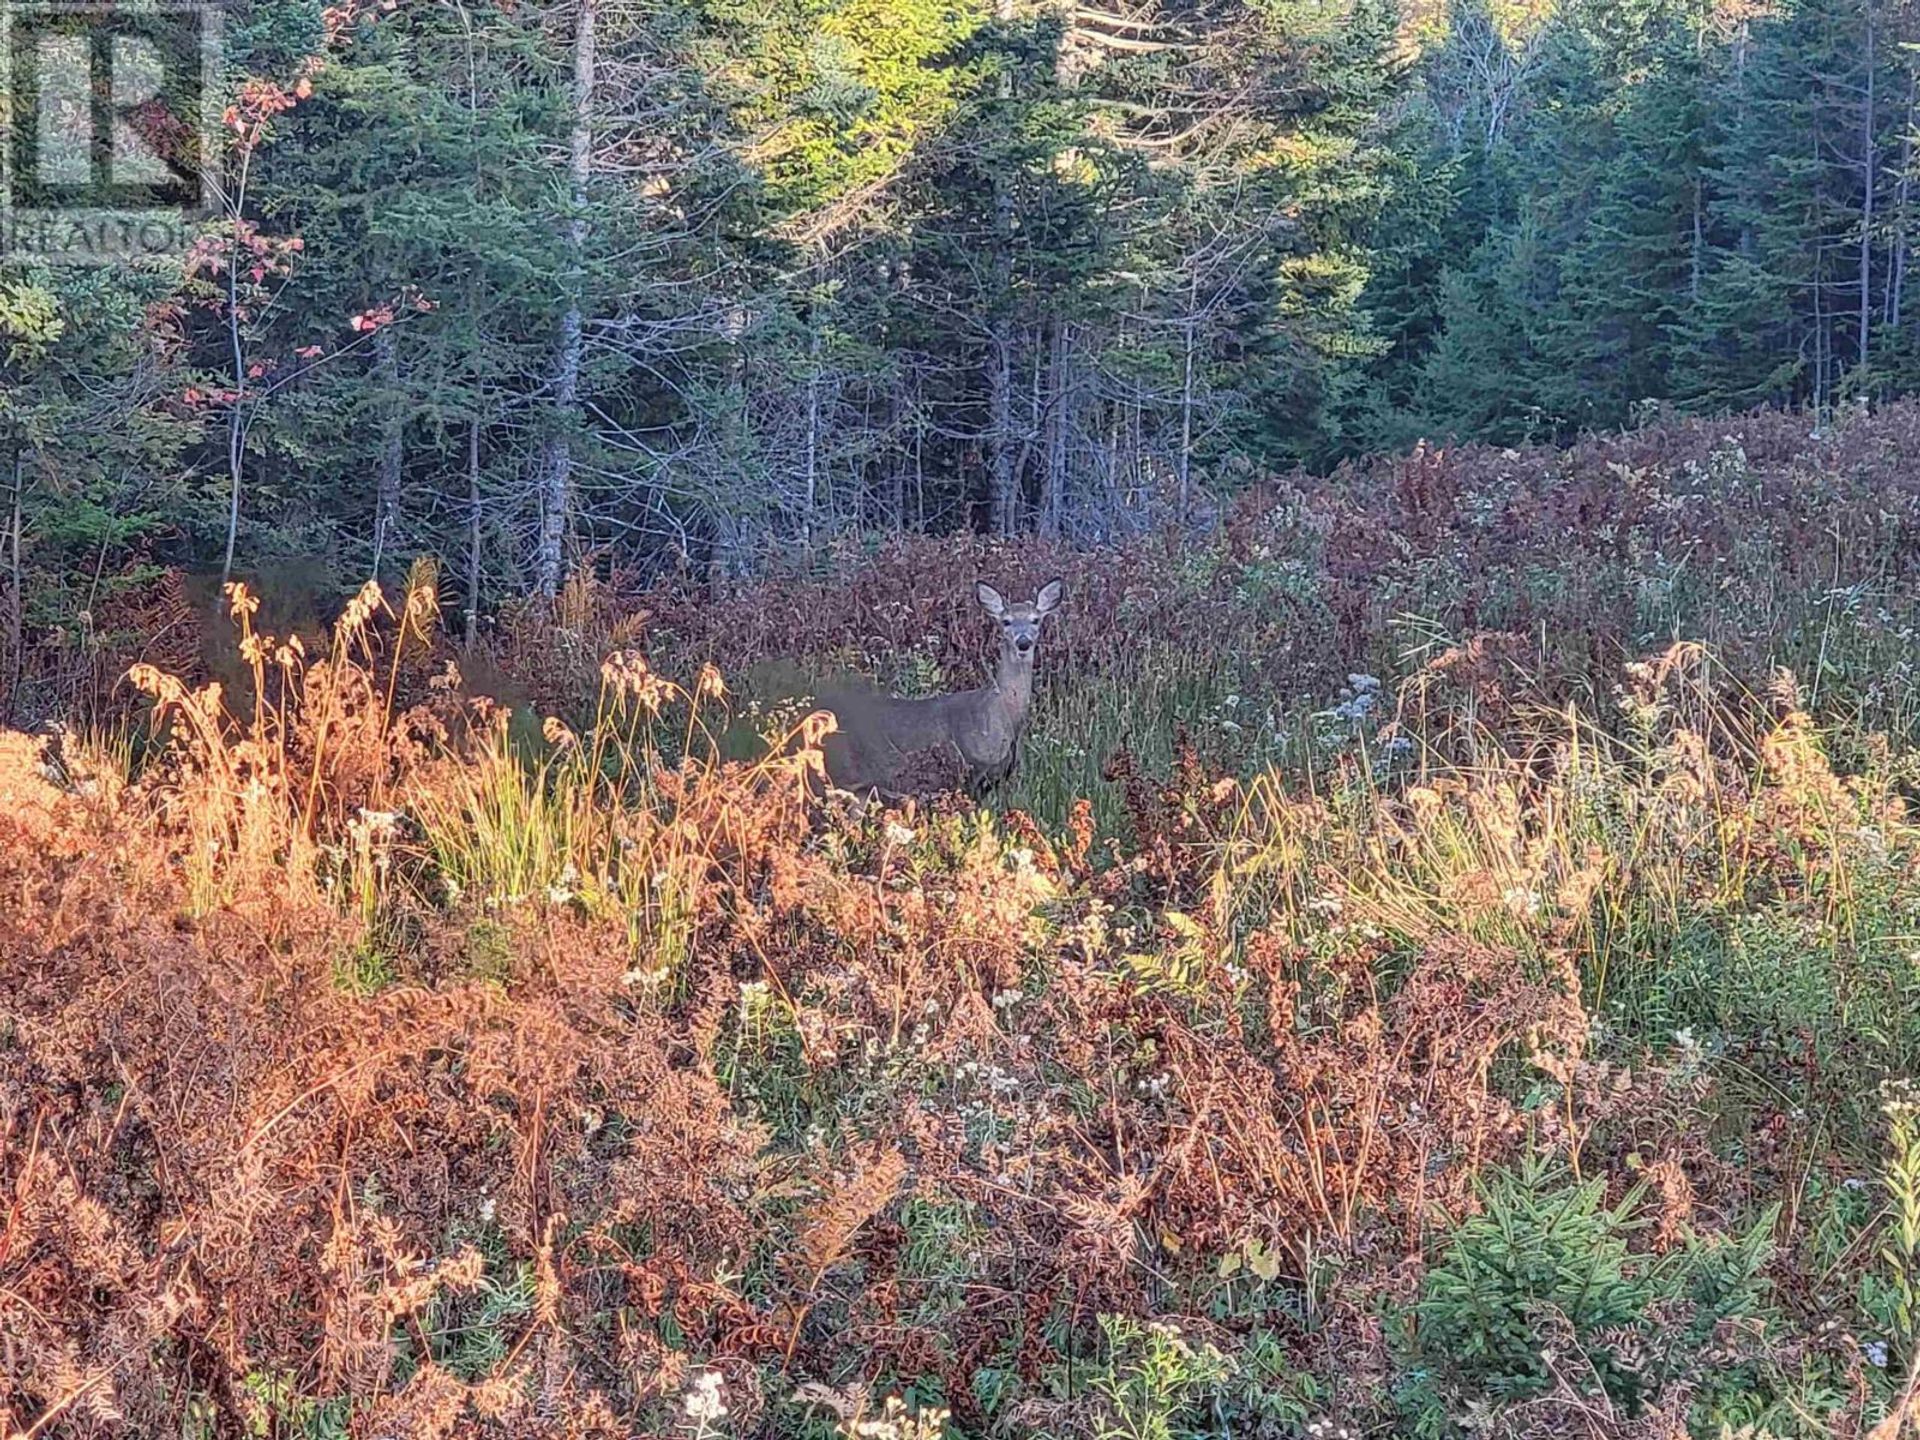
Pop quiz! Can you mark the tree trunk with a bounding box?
[1814,207,1830,415]
[5,449,21,723]
[1888,67,1914,327]
[912,370,926,531]
[371,320,403,577]
[466,413,483,648]
[1810,108,1829,416]
[1177,275,1198,521]
[1102,397,1122,535]
[802,305,822,545]
[221,239,246,586]
[987,309,1016,536]
[534,0,595,597]
[1041,317,1071,539]
[887,365,907,532]
[1860,0,1877,375]
[986,0,1018,537]
[1690,175,1703,303]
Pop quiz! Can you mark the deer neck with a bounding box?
[988,645,1036,726]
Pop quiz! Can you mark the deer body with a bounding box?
[820,580,1062,800]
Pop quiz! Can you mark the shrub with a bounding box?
[1398,1155,1776,1438]
[1082,1316,1231,1440]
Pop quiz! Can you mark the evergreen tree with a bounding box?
[0,268,196,717]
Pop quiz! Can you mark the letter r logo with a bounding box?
[6,2,211,211]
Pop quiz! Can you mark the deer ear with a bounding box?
[976,582,1007,617]
[1034,578,1064,616]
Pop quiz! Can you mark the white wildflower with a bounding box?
[682,1369,728,1426]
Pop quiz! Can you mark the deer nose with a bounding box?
[1015,637,1034,653]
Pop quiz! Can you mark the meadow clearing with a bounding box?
[14,405,1920,1437]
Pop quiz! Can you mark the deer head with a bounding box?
[975,577,1064,671]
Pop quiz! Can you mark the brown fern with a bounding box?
[796,1145,908,1282]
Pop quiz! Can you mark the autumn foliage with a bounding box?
[13,412,1920,1435]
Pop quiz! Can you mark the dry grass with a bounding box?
[17,409,1920,1435]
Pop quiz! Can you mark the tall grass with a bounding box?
[42,568,1920,1436]
[405,648,831,992]
[121,570,832,1000]
[1183,644,1920,1130]
[1006,638,1249,829]
[124,573,424,913]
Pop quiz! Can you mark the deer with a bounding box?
[817,578,1064,801]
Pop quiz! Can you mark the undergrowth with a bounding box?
[15,410,1920,1435]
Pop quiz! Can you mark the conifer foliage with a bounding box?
[8,0,1920,697]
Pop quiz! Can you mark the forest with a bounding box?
[16,0,1920,1437]
[7,0,1920,697]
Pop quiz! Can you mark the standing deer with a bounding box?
[819,579,1064,800]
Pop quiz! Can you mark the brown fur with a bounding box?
[819,579,1062,799]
